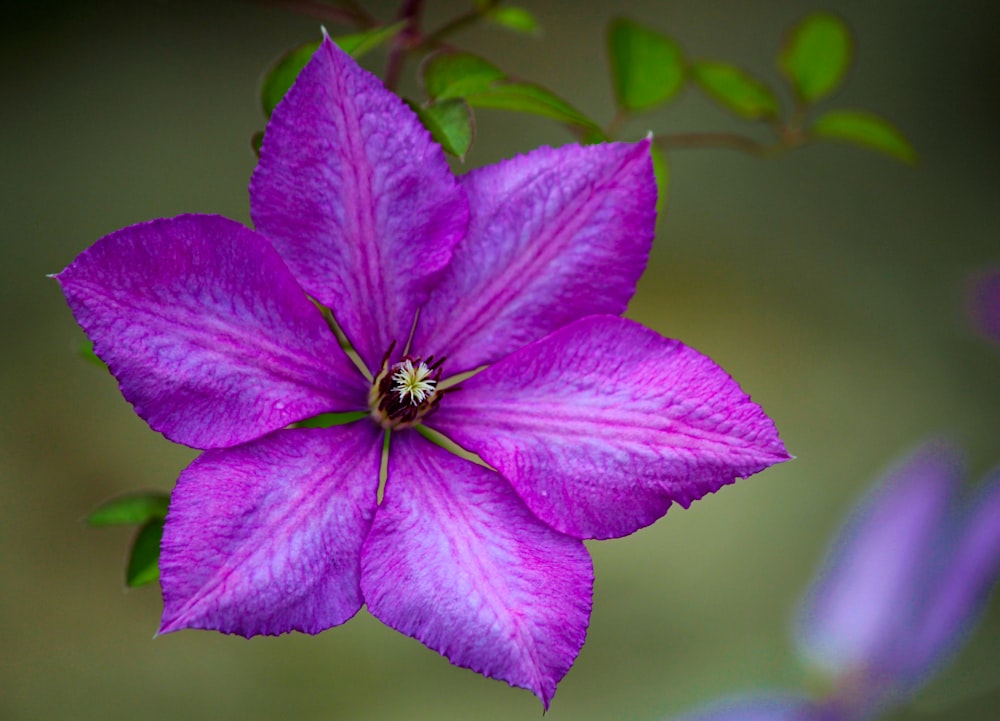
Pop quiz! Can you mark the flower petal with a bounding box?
[55,214,367,449]
[412,141,657,372]
[795,441,963,679]
[159,423,382,637]
[906,466,1000,680]
[250,38,468,372]
[361,432,592,708]
[429,315,788,540]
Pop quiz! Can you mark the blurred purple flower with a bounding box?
[797,441,1000,714]
[54,38,788,705]
[664,441,1000,720]
[969,269,1000,345]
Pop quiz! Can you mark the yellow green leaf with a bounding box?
[607,17,685,112]
[779,12,852,104]
[811,109,916,164]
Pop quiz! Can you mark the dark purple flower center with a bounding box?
[370,353,445,428]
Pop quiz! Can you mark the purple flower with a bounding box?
[796,441,1000,715]
[55,39,788,705]
[664,441,1000,721]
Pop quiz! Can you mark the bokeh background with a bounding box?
[3,1,999,719]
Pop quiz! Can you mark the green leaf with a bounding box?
[810,109,917,164]
[423,51,604,140]
[127,519,164,587]
[486,6,540,35]
[409,98,475,159]
[691,61,779,120]
[423,52,506,101]
[467,81,602,136]
[649,142,670,221]
[779,12,852,104]
[87,491,170,527]
[607,17,685,112]
[334,20,407,58]
[296,411,370,429]
[259,24,406,119]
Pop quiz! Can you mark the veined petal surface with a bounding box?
[413,141,657,373]
[795,441,963,678]
[159,423,382,637]
[430,315,788,540]
[250,38,468,372]
[361,432,592,707]
[906,467,1000,680]
[55,214,366,449]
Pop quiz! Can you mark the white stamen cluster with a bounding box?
[391,359,437,405]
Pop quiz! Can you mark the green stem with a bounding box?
[654,130,808,157]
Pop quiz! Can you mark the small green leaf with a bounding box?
[127,519,164,588]
[423,52,506,101]
[810,109,916,164]
[691,61,779,120]
[649,142,670,221]
[486,6,540,35]
[296,411,370,429]
[87,491,170,527]
[779,12,852,104]
[423,51,604,140]
[410,98,475,159]
[334,20,407,58]
[607,17,685,112]
[468,82,605,140]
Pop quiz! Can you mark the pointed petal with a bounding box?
[429,315,788,540]
[361,432,593,707]
[55,214,367,449]
[906,466,1000,680]
[413,141,656,372]
[250,38,468,372]
[159,423,382,637]
[795,441,963,679]
[668,694,826,721]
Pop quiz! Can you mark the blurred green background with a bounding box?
[2,1,999,719]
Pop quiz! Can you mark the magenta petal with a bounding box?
[430,315,789,540]
[413,141,656,372]
[250,38,468,372]
[360,432,593,707]
[907,466,1000,679]
[55,214,367,449]
[159,423,382,637]
[795,441,963,679]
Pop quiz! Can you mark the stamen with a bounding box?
[391,359,437,405]
[370,352,446,428]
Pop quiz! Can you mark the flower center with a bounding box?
[370,353,444,428]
